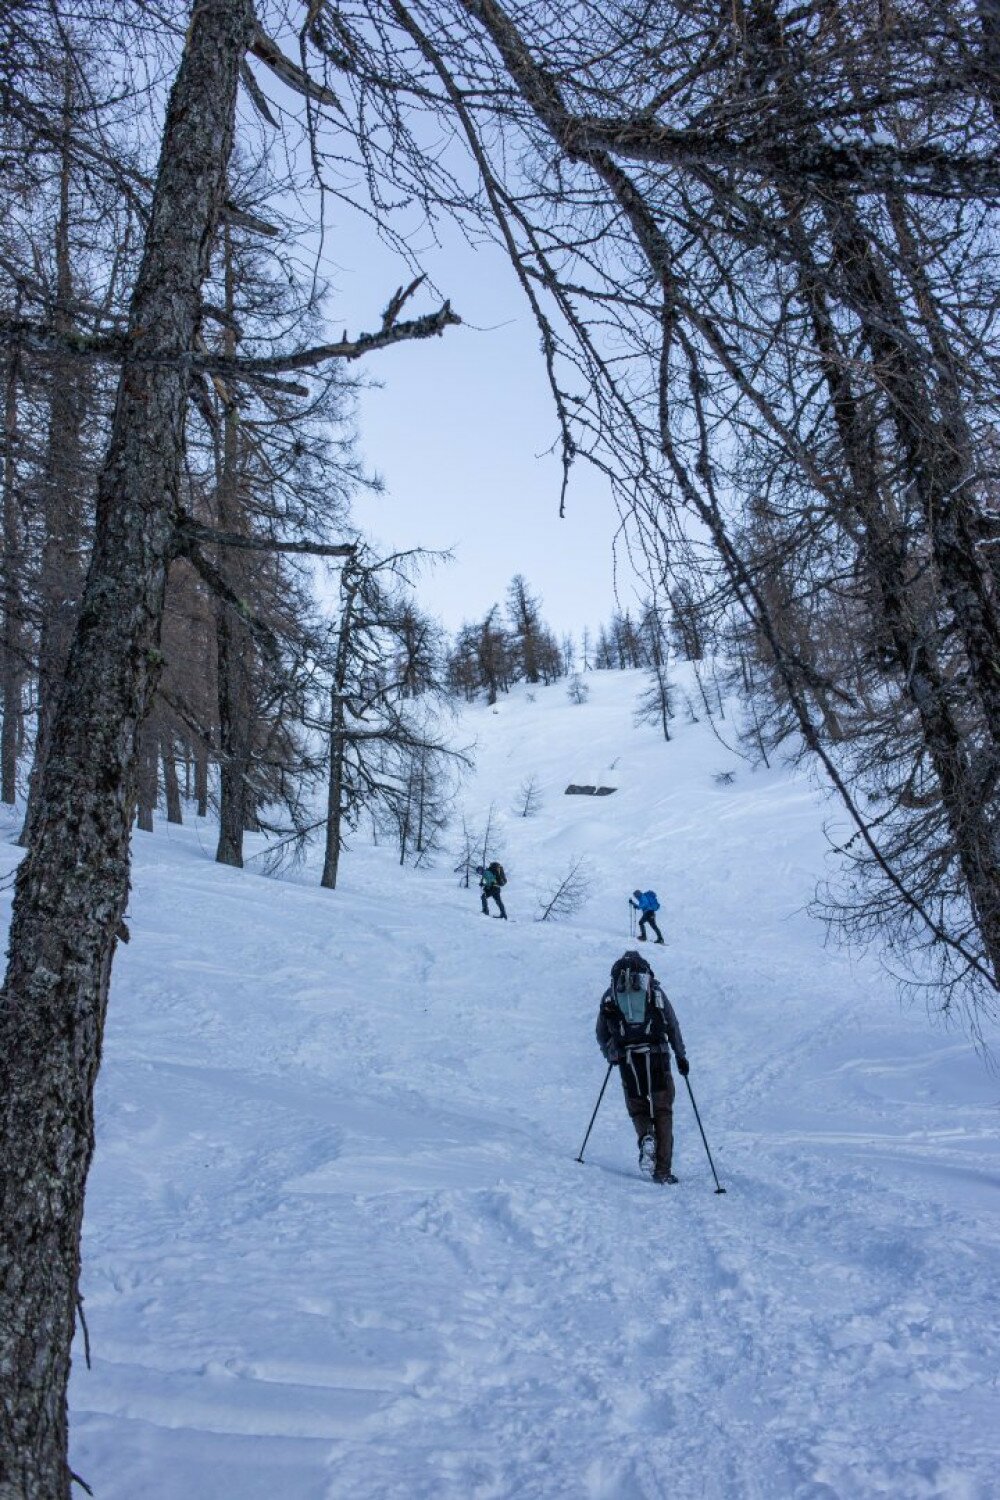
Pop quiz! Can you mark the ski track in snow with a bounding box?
[2,667,998,1499]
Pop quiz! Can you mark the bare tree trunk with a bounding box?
[321,678,346,889]
[0,5,254,1494]
[692,661,716,722]
[321,572,360,890]
[656,662,671,741]
[414,748,427,854]
[397,780,412,864]
[214,225,255,868]
[195,742,209,818]
[21,64,90,844]
[162,732,182,824]
[136,720,158,832]
[1,341,21,805]
[215,617,252,862]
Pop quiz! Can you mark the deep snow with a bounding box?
[2,668,998,1499]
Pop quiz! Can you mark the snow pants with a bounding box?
[619,1048,674,1174]
[637,910,663,943]
[481,887,507,919]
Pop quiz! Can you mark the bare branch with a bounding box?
[249,27,343,112]
[198,301,461,375]
[239,59,279,128]
[178,542,281,659]
[175,515,355,558]
[461,0,1000,200]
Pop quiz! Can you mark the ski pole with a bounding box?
[683,1076,727,1193]
[629,902,635,938]
[576,1063,614,1163]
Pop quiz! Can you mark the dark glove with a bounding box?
[676,1057,689,1077]
[604,1047,619,1065]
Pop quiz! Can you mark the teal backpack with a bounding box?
[609,954,658,1043]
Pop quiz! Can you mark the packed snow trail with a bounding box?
[2,669,997,1498]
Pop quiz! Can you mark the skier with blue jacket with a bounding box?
[630,888,664,944]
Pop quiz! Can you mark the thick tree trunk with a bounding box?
[0,5,254,1495]
[1,342,21,805]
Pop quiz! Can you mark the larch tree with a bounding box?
[1,7,260,1489]
[296,0,1000,1025]
[319,549,462,891]
[0,2,457,1490]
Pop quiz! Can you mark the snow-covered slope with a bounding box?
[3,668,998,1499]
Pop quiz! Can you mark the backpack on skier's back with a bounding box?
[488,860,507,887]
[636,889,659,912]
[608,952,659,1042]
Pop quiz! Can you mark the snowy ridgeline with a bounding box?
[2,666,998,1499]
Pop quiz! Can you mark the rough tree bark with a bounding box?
[1,340,21,806]
[136,719,158,833]
[162,732,182,824]
[214,223,256,868]
[20,62,91,846]
[0,3,255,1494]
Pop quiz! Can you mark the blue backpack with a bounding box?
[637,890,659,913]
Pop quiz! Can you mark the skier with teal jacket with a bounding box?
[477,862,508,920]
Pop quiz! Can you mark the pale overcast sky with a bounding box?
[321,210,634,642]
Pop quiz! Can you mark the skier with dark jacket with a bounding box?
[596,950,689,1184]
[477,863,508,920]
[630,888,664,944]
